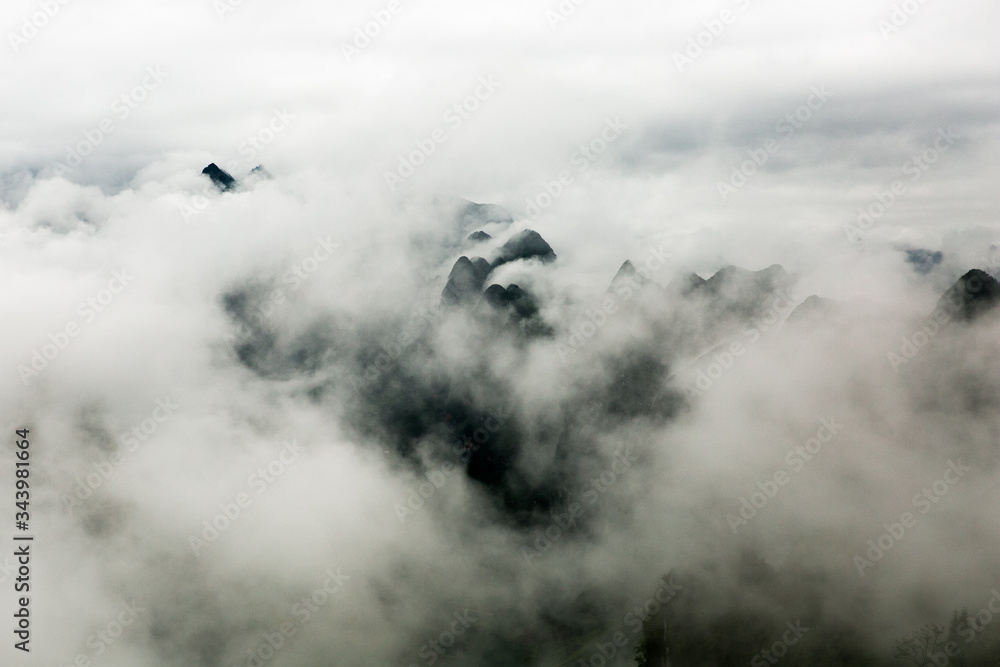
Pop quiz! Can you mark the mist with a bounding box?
[2,1,999,665]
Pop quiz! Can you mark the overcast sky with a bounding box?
[2,2,999,666]
[3,0,998,267]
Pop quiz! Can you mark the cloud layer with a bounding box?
[2,0,999,665]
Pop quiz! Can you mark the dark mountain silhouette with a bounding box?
[937,268,1000,321]
[471,256,490,277]
[202,163,236,192]
[217,239,1000,666]
[442,230,557,305]
[441,256,491,305]
[219,196,994,550]
[468,231,492,243]
[491,229,556,269]
[478,283,540,321]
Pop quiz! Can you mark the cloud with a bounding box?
[2,0,999,664]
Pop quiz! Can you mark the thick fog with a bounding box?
[1,0,999,665]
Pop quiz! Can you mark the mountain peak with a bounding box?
[247,164,271,179]
[666,272,707,295]
[703,264,788,293]
[441,256,491,305]
[613,260,638,279]
[491,230,556,270]
[478,283,540,320]
[456,201,513,229]
[609,260,651,291]
[202,163,236,192]
[938,268,1000,321]
[786,295,841,326]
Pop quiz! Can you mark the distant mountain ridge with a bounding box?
[219,195,1000,532]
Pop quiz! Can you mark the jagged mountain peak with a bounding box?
[247,164,272,179]
[938,268,1000,321]
[611,260,645,284]
[202,163,236,192]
